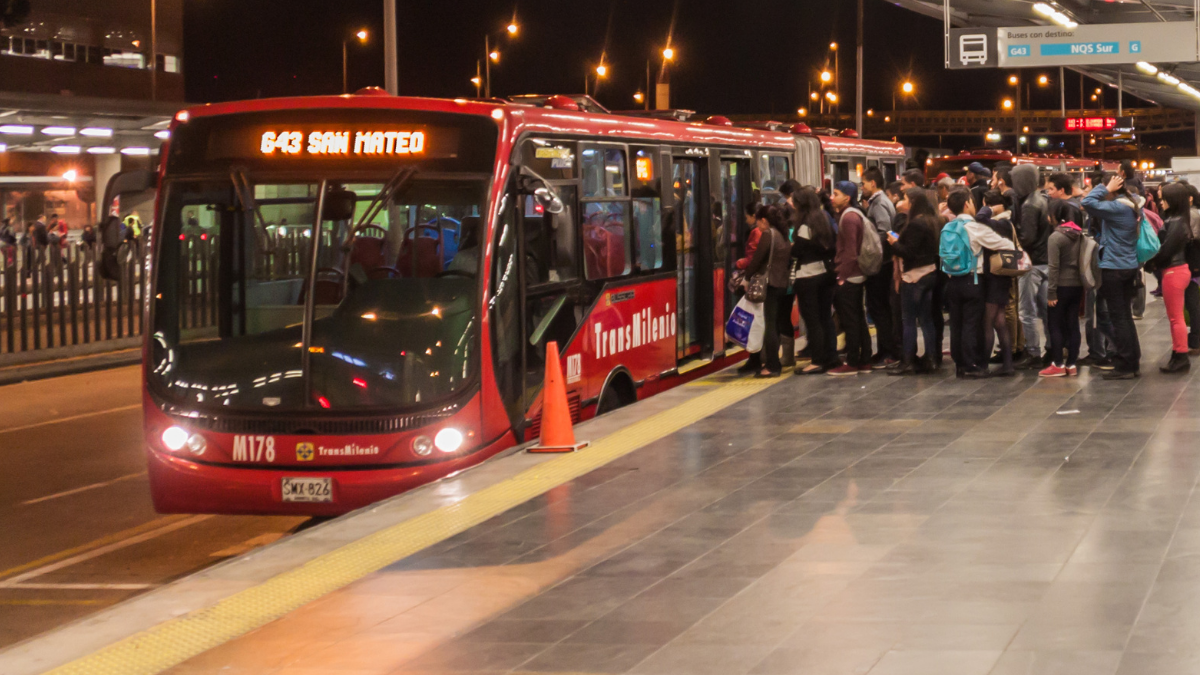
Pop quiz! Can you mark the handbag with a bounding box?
[989,223,1032,278]
[744,230,775,302]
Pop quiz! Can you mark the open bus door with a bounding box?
[96,169,157,281]
[671,152,714,364]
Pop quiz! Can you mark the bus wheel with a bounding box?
[596,372,636,415]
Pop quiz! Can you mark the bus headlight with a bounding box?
[161,426,189,451]
[412,435,433,456]
[185,433,207,456]
[434,428,463,453]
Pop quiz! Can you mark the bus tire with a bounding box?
[596,371,636,415]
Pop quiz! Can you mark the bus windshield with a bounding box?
[150,172,488,413]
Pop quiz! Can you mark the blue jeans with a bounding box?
[1018,264,1049,357]
[900,273,937,363]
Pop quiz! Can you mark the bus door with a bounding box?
[719,155,753,327]
[671,153,714,362]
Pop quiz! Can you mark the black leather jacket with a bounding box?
[1148,214,1191,272]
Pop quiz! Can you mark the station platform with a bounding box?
[7,301,1200,675]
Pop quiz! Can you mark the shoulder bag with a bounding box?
[989,222,1033,278]
[744,230,775,303]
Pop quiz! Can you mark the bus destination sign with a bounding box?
[259,129,427,156]
[1051,116,1135,133]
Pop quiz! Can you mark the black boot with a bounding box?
[738,353,761,375]
[1161,351,1191,374]
[889,360,917,376]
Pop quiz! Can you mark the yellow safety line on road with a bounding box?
[46,373,789,675]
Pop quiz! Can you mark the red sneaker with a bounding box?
[1039,364,1067,378]
[858,366,874,374]
[1066,365,1078,377]
[827,364,860,377]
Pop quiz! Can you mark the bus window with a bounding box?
[524,185,579,285]
[883,161,899,183]
[581,146,628,198]
[631,146,663,271]
[521,138,575,180]
[830,160,850,184]
[759,154,790,191]
[582,202,632,279]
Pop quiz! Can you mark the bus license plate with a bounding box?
[281,477,333,503]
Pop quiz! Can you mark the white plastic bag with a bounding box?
[726,297,765,352]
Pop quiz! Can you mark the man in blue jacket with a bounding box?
[1082,174,1143,379]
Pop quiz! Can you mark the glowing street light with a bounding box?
[826,91,838,102]
[1002,98,1014,110]
[343,29,370,94]
[633,91,644,104]
[797,107,807,116]
[810,91,819,100]
[1038,74,1049,86]
[820,70,833,83]
[830,42,838,51]
[506,22,518,35]
[596,64,608,78]
[1009,74,1019,86]
[355,30,368,42]
[901,81,914,94]
[489,50,500,63]
[662,46,675,61]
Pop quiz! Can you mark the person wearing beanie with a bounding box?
[966,162,992,210]
[828,181,872,376]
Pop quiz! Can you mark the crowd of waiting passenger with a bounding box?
[734,160,1198,380]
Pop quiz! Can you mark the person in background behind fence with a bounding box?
[0,217,15,266]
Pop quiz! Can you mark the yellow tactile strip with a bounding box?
[46,373,788,675]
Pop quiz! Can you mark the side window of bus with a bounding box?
[830,160,850,184]
[631,147,663,272]
[580,145,633,280]
[523,186,579,286]
[883,161,899,183]
[759,154,790,191]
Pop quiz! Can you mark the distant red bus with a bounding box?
[140,93,904,515]
[929,150,1119,182]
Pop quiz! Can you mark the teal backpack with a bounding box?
[1135,213,1161,265]
[940,217,976,279]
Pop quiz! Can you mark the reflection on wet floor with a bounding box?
[168,308,1200,675]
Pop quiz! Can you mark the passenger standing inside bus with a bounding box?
[828,182,872,376]
[889,188,940,375]
[741,205,792,378]
[941,187,1015,377]
[791,187,839,375]
[861,168,899,368]
[1145,182,1194,374]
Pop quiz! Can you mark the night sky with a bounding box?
[182,0,1142,116]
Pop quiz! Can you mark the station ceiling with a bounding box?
[894,0,1200,112]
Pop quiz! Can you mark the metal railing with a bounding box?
[0,242,150,357]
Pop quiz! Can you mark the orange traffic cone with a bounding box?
[529,341,589,453]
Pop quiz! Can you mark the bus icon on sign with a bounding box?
[960,34,988,65]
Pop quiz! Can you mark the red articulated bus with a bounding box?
[928,149,1119,181]
[141,91,903,515]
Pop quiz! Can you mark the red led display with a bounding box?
[1064,117,1118,131]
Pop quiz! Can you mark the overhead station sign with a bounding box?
[949,22,1198,69]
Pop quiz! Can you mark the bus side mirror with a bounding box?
[533,186,564,215]
[322,188,358,222]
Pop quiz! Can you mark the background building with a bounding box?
[0,0,183,232]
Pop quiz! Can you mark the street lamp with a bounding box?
[829,42,839,115]
[586,62,608,97]
[634,91,644,104]
[1002,98,1014,110]
[894,80,914,110]
[820,70,833,84]
[1008,74,1019,86]
[343,29,369,94]
[483,20,519,98]
[1038,74,1049,86]
[471,75,482,97]
[662,46,675,61]
[826,91,838,103]
[798,107,807,116]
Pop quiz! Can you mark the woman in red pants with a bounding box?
[1147,182,1195,374]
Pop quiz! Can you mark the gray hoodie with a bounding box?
[1047,224,1083,301]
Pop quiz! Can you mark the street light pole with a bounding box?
[384,0,398,94]
[855,0,864,135]
[485,35,491,98]
[343,40,349,94]
[150,0,157,101]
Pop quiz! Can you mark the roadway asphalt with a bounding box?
[0,366,308,649]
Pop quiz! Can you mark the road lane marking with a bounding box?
[42,373,789,675]
[209,533,285,558]
[0,515,210,588]
[0,403,141,436]
[0,515,206,583]
[4,583,156,591]
[0,599,107,607]
[22,472,147,506]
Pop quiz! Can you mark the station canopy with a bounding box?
[894,0,1200,111]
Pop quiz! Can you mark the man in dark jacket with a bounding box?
[1012,164,1053,367]
[967,162,991,210]
[861,167,898,367]
[1082,173,1143,378]
[829,181,872,376]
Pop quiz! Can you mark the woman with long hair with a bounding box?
[741,204,792,377]
[904,188,946,368]
[889,188,941,374]
[1147,182,1195,374]
[791,186,840,374]
[977,190,1018,376]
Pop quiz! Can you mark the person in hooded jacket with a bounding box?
[1042,220,1085,377]
[791,186,840,374]
[1145,182,1194,374]
[966,162,992,210]
[1082,173,1144,379]
[1012,164,1053,369]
